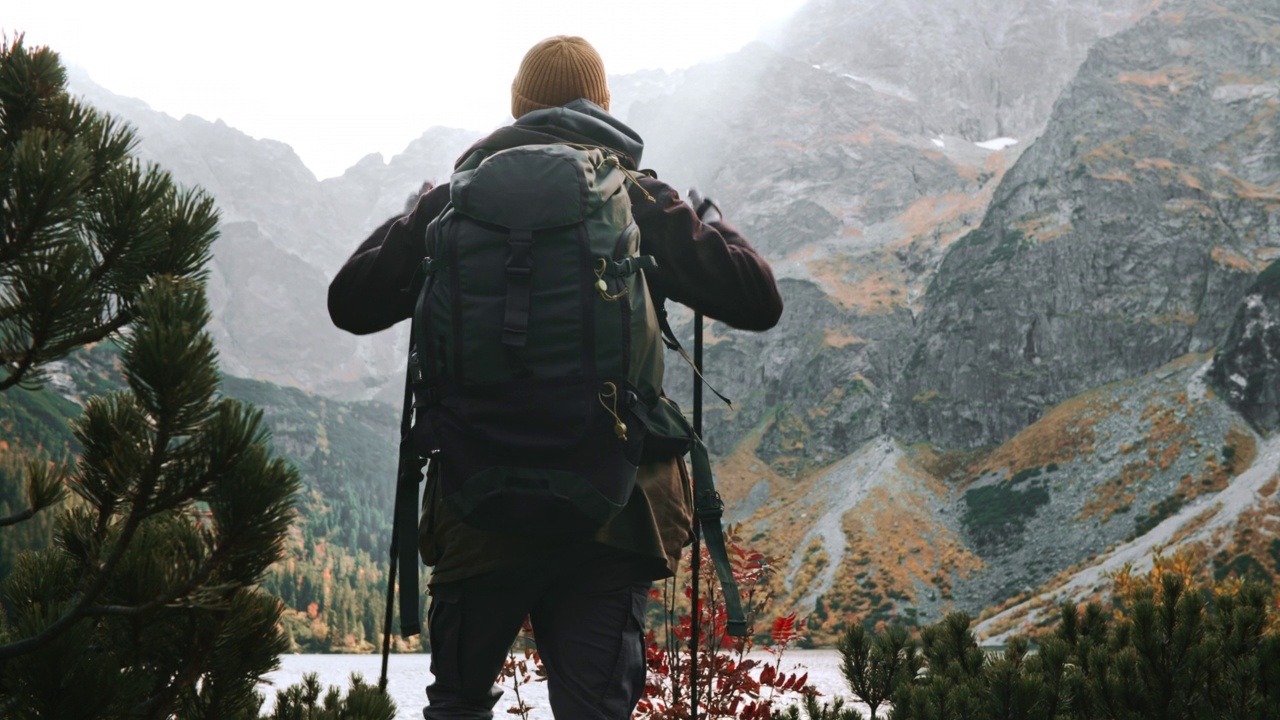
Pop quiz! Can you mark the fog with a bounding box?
[7,0,808,178]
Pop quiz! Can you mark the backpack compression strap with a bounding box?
[502,228,535,347]
[690,435,748,637]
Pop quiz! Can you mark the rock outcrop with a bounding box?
[893,0,1280,449]
[1211,261,1280,434]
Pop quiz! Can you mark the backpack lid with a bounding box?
[449,144,626,229]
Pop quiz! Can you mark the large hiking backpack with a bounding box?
[407,142,668,535]
[382,141,748,649]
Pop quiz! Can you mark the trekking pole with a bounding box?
[689,310,704,720]
[379,522,399,691]
[381,370,417,691]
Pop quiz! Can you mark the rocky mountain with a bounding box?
[655,0,1279,642]
[809,0,1276,640]
[52,0,1280,642]
[892,0,1279,450]
[66,69,480,401]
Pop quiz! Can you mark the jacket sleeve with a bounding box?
[630,177,783,331]
[328,183,451,335]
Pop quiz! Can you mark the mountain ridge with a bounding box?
[41,0,1280,643]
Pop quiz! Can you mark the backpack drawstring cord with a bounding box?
[594,258,628,301]
[598,382,629,440]
[604,154,656,203]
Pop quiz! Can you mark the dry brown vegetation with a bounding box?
[1117,66,1202,90]
[798,482,982,643]
[1092,171,1136,184]
[1259,473,1279,499]
[1012,213,1073,244]
[832,125,899,145]
[823,327,866,348]
[1215,167,1280,208]
[893,192,994,250]
[1079,460,1150,523]
[787,539,830,606]
[908,443,994,485]
[714,421,790,509]
[807,254,907,313]
[970,390,1114,481]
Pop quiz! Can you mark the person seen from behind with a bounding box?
[328,35,783,720]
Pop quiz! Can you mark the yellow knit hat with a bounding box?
[511,36,610,119]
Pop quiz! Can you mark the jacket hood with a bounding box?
[514,99,645,166]
[457,99,645,170]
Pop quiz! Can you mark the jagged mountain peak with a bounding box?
[772,0,1157,140]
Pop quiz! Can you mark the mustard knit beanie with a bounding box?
[511,35,610,119]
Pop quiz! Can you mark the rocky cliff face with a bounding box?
[1211,261,1280,434]
[621,0,1167,467]
[893,0,1280,450]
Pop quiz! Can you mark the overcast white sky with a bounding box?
[8,1,807,179]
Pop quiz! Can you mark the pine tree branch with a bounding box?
[0,503,147,660]
[82,480,285,619]
[0,418,170,661]
[84,557,240,618]
[0,507,37,527]
[137,618,220,720]
[0,312,131,391]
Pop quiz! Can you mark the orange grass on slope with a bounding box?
[970,391,1114,481]
[814,485,981,639]
[806,254,906,314]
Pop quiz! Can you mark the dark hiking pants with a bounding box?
[423,549,651,719]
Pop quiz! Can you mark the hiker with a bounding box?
[328,35,782,720]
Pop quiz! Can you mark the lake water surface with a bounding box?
[264,649,869,719]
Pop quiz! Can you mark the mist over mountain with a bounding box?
[772,0,1158,140]
[58,0,1280,638]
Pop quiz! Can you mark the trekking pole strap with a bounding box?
[394,446,424,637]
[690,437,748,637]
[657,310,733,408]
[393,360,427,638]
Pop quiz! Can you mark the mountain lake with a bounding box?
[262,649,867,719]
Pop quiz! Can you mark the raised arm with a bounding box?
[328,183,451,335]
[630,177,783,331]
